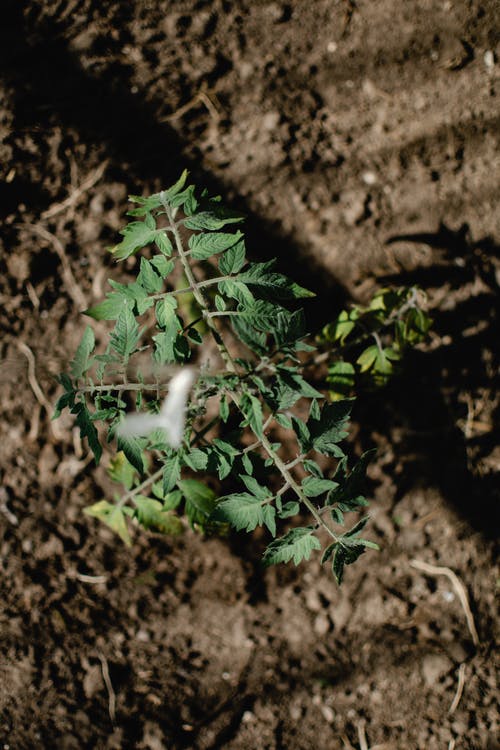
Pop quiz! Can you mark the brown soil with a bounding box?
[1,1,499,748]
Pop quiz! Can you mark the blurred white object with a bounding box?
[117,368,196,448]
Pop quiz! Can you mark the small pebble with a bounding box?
[321,705,334,723]
[484,50,495,69]
[327,41,338,53]
[422,653,453,685]
[362,171,377,185]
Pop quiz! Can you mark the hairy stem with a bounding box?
[117,465,164,508]
[164,200,339,543]
[164,203,238,373]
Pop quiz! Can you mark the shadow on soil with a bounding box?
[358,223,500,538]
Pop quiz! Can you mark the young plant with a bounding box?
[55,172,427,582]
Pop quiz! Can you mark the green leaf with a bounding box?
[331,542,365,585]
[239,261,315,300]
[308,400,352,456]
[162,455,181,494]
[278,501,300,519]
[137,257,163,293]
[110,307,141,360]
[70,326,95,379]
[231,315,267,354]
[84,500,131,546]
[183,448,209,471]
[162,490,182,511]
[161,169,189,201]
[153,328,178,364]
[211,493,268,533]
[155,297,178,329]
[327,450,375,513]
[321,310,358,344]
[154,232,174,256]
[183,207,243,231]
[188,231,243,260]
[302,459,323,477]
[218,238,246,275]
[72,400,102,464]
[301,476,338,498]
[85,294,133,321]
[116,434,145,474]
[240,393,264,438]
[108,451,136,490]
[134,496,183,535]
[178,479,217,528]
[326,361,356,398]
[110,221,158,261]
[150,255,175,279]
[220,394,229,422]
[291,416,311,453]
[263,527,321,566]
[239,475,270,501]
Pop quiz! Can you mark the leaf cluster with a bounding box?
[54,172,430,583]
[318,287,432,398]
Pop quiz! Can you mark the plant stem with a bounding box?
[164,203,238,374]
[117,465,165,508]
[164,201,339,544]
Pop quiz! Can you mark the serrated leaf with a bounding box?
[218,238,246,275]
[183,448,209,471]
[239,475,270,501]
[70,326,95,379]
[110,221,157,261]
[326,361,356,398]
[161,169,189,201]
[183,208,243,231]
[134,496,183,535]
[327,450,375,511]
[162,490,182,511]
[301,476,338,498]
[153,328,179,364]
[84,500,131,546]
[332,542,365,585]
[162,455,181,494]
[211,493,267,533]
[137,257,163,293]
[150,256,175,279]
[302,459,323,477]
[291,416,311,453]
[239,262,315,300]
[85,294,133,321]
[154,231,174,256]
[263,527,321,567]
[278,501,300,519]
[188,231,243,260]
[178,479,217,529]
[108,451,136,489]
[110,307,141,360]
[240,392,264,438]
[155,297,178,329]
[116,434,145,474]
[72,400,102,464]
[308,400,352,456]
[231,315,267,354]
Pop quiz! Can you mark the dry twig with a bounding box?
[40,160,108,220]
[18,223,87,310]
[98,651,116,725]
[449,663,467,714]
[15,341,64,440]
[357,719,369,750]
[410,559,480,647]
